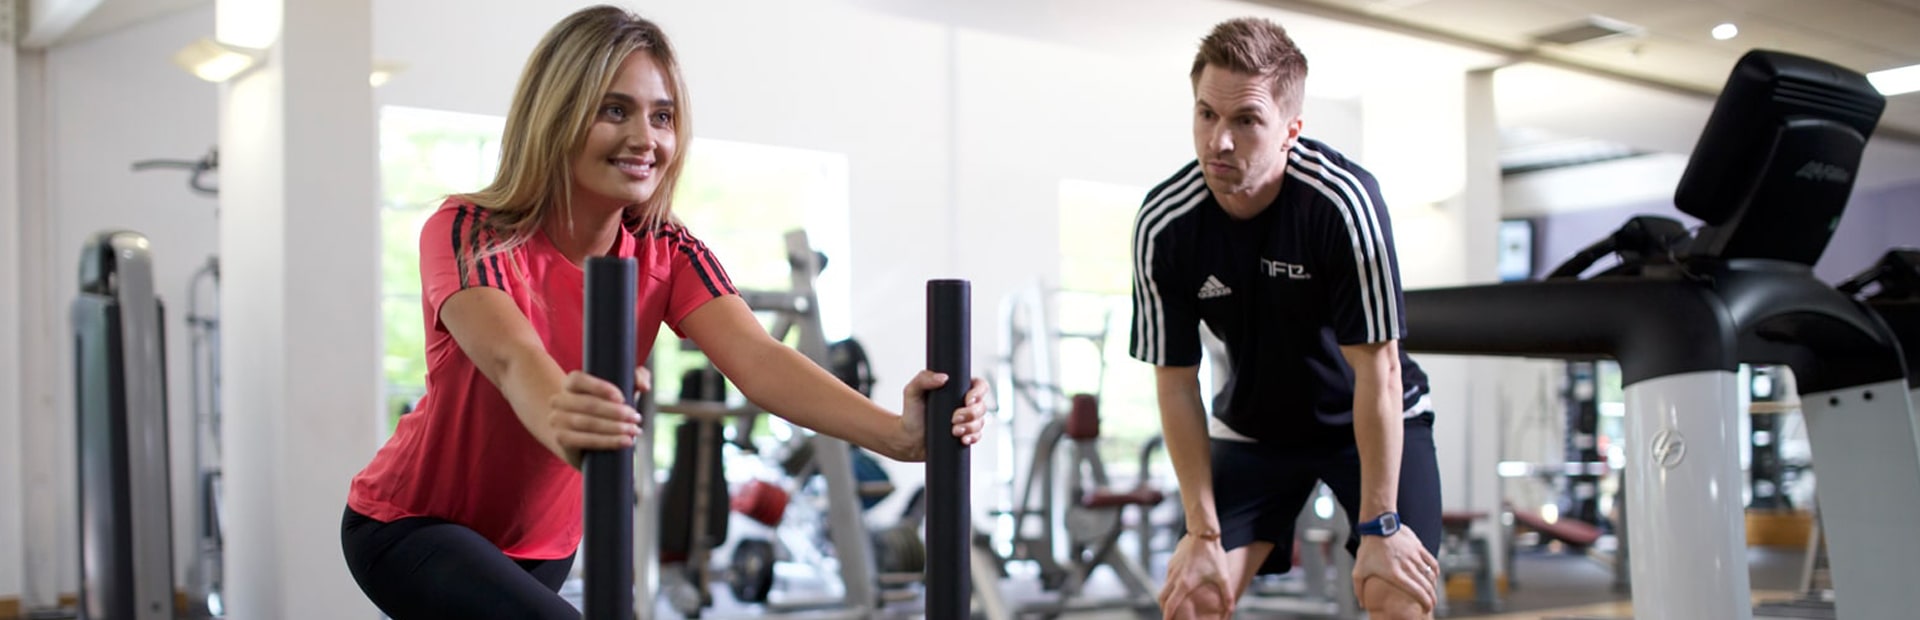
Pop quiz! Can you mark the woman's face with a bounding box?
[570,51,677,211]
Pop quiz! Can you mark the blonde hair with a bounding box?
[1190,18,1309,117]
[458,5,692,268]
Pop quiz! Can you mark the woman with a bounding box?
[341,6,989,618]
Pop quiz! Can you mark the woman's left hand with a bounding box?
[898,371,990,462]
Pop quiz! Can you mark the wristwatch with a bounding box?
[1357,512,1402,537]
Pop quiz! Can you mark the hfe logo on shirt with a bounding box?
[1198,275,1233,299]
[1260,258,1312,280]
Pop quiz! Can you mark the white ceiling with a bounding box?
[1259,0,1920,141]
[51,0,206,44]
[43,0,1920,189]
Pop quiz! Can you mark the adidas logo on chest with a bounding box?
[1198,275,1232,299]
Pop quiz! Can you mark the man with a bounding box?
[1130,17,1443,620]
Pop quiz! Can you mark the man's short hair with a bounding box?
[1190,17,1309,116]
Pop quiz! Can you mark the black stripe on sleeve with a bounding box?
[488,253,507,291]
[450,205,470,288]
[686,229,737,295]
[466,207,491,288]
[677,242,723,297]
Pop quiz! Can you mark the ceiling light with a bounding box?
[172,38,266,83]
[1868,63,1920,96]
[1711,23,1739,41]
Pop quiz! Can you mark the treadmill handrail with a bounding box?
[1402,278,1737,386]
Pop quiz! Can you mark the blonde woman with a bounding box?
[341,6,988,618]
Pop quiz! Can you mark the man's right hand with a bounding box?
[1158,533,1237,619]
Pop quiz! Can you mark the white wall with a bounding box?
[1,4,220,601]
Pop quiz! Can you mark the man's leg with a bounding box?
[1168,542,1273,619]
[1321,414,1444,620]
[1228,541,1275,598]
[1208,440,1321,609]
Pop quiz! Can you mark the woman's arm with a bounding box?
[679,295,984,462]
[440,287,640,467]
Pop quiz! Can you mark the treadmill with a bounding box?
[1402,50,1917,620]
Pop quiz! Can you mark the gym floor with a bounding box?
[1025,545,1810,619]
[557,545,1812,618]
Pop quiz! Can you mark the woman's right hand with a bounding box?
[547,369,647,468]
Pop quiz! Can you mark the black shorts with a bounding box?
[1212,413,1442,575]
[341,506,579,619]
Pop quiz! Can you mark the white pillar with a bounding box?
[13,44,66,610]
[1461,69,1500,285]
[216,0,382,617]
[1,17,23,605]
[1361,67,1514,595]
[1457,68,1510,584]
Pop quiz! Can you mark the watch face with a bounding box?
[1383,513,1400,533]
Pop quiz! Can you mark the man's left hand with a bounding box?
[1352,527,1440,613]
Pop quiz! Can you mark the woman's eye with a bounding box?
[602,104,627,121]
[652,111,673,125]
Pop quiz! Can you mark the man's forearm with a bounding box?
[1155,367,1218,533]
[1160,397,1218,532]
[1345,343,1405,521]
[1351,384,1403,520]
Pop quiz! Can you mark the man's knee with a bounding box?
[1360,578,1433,620]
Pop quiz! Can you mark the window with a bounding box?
[379,105,505,431]
[1056,179,1162,478]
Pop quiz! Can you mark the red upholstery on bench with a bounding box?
[1066,393,1101,440]
[1441,510,1488,530]
[1510,508,1602,547]
[1081,486,1165,509]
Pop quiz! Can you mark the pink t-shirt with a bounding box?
[348,198,735,559]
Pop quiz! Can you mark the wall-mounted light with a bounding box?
[173,37,407,88]
[1710,23,1739,41]
[172,38,267,83]
[370,60,407,88]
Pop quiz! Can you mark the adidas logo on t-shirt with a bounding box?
[1198,275,1232,299]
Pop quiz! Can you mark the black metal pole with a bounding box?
[925,279,971,619]
[583,257,637,620]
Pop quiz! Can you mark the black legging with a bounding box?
[341,506,579,619]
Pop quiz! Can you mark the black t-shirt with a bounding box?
[1129,137,1431,445]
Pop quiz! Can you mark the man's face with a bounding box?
[1192,65,1302,199]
